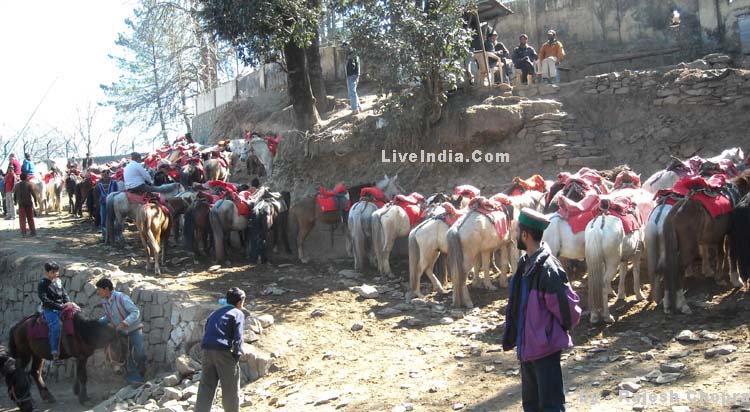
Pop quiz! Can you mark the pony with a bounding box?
[42,172,64,215]
[729,193,750,289]
[348,180,405,271]
[204,156,231,182]
[179,160,204,190]
[644,203,673,304]
[74,175,96,219]
[105,183,182,245]
[643,148,745,194]
[136,198,172,275]
[541,181,589,276]
[167,191,195,243]
[495,190,547,278]
[0,345,34,412]
[447,200,512,308]
[65,173,81,214]
[290,175,401,263]
[246,188,289,264]
[9,304,124,405]
[183,195,213,257]
[209,196,252,265]
[236,137,274,179]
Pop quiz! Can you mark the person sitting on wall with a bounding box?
[538,29,565,84]
[512,34,538,85]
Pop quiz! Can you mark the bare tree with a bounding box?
[74,102,103,157]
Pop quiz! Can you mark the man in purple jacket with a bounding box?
[503,208,582,412]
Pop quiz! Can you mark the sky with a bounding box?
[0,0,149,160]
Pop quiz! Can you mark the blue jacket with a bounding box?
[202,306,245,357]
[21,159,35,176]
[502,243,582,362]
[99,291,142,334]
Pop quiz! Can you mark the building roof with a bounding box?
[468,0,514,20]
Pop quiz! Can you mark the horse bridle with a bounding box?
[105,332,130,369]
[7,380,32,406]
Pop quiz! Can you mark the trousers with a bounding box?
[521,351,566,412]
[43,310,61,355]
[194,349,240,412]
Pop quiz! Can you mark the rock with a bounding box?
[672,406,690,412]
[114,385,140,401]
[406,318,422,327]
[161,387,182,401]
[699,331,720,340]
[619,381,641,393]
[338,269,362,279]
[351,323,364,331]
[669,350,690,359]
[162,374,180,387]
[614,87,630,94]
[207,265,221,272]
[351,284,379,299]
[655,373,681,384]
[256,314,274,328]
[239,343,272,382]
[705,344,737,358]
[440,317,454,325]
[632,404,645,411]
[311,308,326,317]
[660,362,685,373]
[377,307,401,316]
[175,355,199,377]
[484,365,495,373]
[676,330,700,342]
[314,392,340,405]
[394,303,414,311]
[453,403,465,410]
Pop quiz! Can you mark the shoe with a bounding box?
[30,232,36,237]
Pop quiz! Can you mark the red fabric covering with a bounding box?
[598,196,640,235]
[89,173,100,185]
[511,175,546,193]
[196,191,219,205]
[664,175,733,218]
[564,168,609,194]
[235,199,250,217]
[455,185,480,199]
[360,186,387,207]
[207,180,237,193]
[144,154,159,169]
[558,190,600,234]
[613,171,641,189]
[393,192,426,227]
[113,168,124,182]
[44,172,56,184]
[125,191,169,209]
[316,195,351,213]
[28,303,80,339]
[440,202,465,226]
[393,192,425,206]
[468,197,509,239]
[265,134,282,157]
[490,193,513,205]
[319,184,347,197]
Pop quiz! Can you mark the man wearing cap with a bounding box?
[539,29,565,84]
[96,168,118,242]
[503,208,582,412]
[512,34,537,85]
[483,32,504,84]
[195,287,246,412]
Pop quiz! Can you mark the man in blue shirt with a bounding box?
[95,278,147,385]
[195,287,246,412]
[21,153,35,177]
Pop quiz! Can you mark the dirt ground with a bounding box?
[1,212,749,412]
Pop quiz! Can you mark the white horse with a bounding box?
[643,147,745,194]
[447,206,511,308]
[105,183,183,244]
[371,193,429,276]
[347,177,404,272]
[233,137,274,179]
[496,191,547,278]
[43,173,64,214]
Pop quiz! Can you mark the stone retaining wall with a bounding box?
[0,247,215,380]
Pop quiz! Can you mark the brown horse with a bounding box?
[0,345,34,412]
[204,157,230,182]
[8,304,124,405]
[136,200,172,275]
[184,197,213,257]
[663,174,748,314]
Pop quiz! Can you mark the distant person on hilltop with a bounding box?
[343,42,362,115]
[539,29,565,84]
[512,34,537,85]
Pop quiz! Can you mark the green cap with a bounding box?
[518,207,550,232]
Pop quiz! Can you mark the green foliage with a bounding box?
[198,0,321,66]
[336,0,473,141]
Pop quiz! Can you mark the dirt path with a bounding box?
[1,214,750,412]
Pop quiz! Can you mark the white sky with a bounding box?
[0,0,159,159]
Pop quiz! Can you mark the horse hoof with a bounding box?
[635,292,645,302]
[604,315,615,324]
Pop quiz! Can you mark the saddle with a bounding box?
[28,303,80,340]
[227,190,256,217]
[613,171,641,190]
[392,193,426,227]
[490,193,515,222]
[597,196,641,234]
[206,180,237,193]
[665,174,738,218]
[126,191,170,211]
[563,167,609,195]
[317,185,351,214]
[700,159,738,178]
[435,202,465,226]
[468,196,509,239]
[454,184,480,200]
[557,189,600,234]
[359,186,387,207]
[211,151,230,168]
[43,171,59,185]
[509,175,546,196]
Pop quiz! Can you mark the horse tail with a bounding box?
[106,193,115,244]
[8,320,20,358]
[183,203,195,250]
[350,205,365,271]
[408,227,421,295]
[663,213,680,314]
[145,205,160,255]
[585,216,606,319]
[209,201,225,263]
[447,224,465,305]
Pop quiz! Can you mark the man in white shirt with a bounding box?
[123,152,154,193]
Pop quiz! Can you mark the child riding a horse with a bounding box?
[37,261,69,361]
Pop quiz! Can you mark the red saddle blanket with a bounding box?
[360,187,387,208]
[558,190,600,234]
[393,193,426,227]
[28,304,80,340]
[469,196,509,239]
[661,175,732,218]
[455,185,480,199]
[44,172,57,184]
[597,196,641,235]
[317,185,350,213]
[438,202,465,226]
[207,180,237,193]
[564,167,609,194]
[509,175,546,195]
[112,168,123,182]
[125,191,170,210]
[613,171,641,189]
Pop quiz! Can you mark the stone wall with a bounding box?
[0,247,216,380]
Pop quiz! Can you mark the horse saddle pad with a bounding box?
[558,190,600,234]
[613,171,641,190]
[360,187,386,205]
[510,175,546,195]
[668,175,734,218]
[436,202,465,226]
[126,191,168,208]
[454,184,480,199]
[317,185,350,213]
[393,193,425,206]
[28,305,80,340]
[598,196,640,235]
[44,172,58,184]
[700,159,738,178]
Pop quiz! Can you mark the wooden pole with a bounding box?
[476,11,492,87]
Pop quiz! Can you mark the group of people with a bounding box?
[475,29,566,86]
[1,153,43,236]
[38,260,248,411]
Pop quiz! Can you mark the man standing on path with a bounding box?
[344,42,362,114]
[503,208,582,412]
[13,173,39,237]
[97,169,118,242]
[95,278,147,385]
[538,29,565,84]
[195,287,246,412]
[4,164,16,220]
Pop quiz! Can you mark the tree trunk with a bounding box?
[283,41,321,130]
[150,42,169,144]
[177,57,192,133]
[306,0,328,113]
[189,0,214,92]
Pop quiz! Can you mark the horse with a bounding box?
[236,137,274,179]
[0,345,34,412]
[74,175,96,219]
[136,198,172,275]
[246,188,289,264]
[447,201,512,308]
[495,190,547,278]
[643,148,745,194]
[542,181,589,276]
[65,173,81,214]
[204,156,231,182]
[729,193,750,289]
[42,172,64,215]
[8,304,125,405]
[209,196,253,265]
[166,191,195,243]
[105,183,182,245]
[662,194,733,314]
[348,181,405,271]
[290,175,401,263]
[183,196,213,257]
[644,203,673,304]
[179,160,204,190]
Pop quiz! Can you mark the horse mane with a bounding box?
[73,312,112,348]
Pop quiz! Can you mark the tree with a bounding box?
[74,102,103,158]
[199,0,323,130]
[336,0,471,138]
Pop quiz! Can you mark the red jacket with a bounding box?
[5,169,15,192]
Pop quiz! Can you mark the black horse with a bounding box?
[247,190,291,263]
[179,160,204,190]
[65,174,81,214]
[0,345,34,412]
